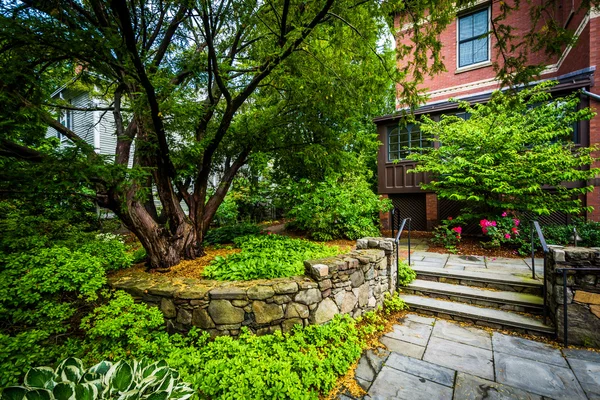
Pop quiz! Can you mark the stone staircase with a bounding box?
[398,252,554,336]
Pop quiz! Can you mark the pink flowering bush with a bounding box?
[479,213,520,249]
[432,217,463,253]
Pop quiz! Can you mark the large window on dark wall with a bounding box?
[387,123,427,161]
[458,7,489,68]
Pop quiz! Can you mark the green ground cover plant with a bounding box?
[203,234,341,280]
[203,223,263,245]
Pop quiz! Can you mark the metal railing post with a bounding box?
[531,221,535,279]
[407,218,411,266]
[543,256,547,325]
[563,269,568,346]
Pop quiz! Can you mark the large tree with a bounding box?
[1,0,597,269]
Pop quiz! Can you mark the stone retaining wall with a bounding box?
[110,237,397,337]
[546,246,600,347]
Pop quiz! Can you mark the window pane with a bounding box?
[459,15,473,40]
[459,41,473,67]
[472,9,488,36]
[472,37,488,64]
[399,130,409,143]
[389,144,399,152]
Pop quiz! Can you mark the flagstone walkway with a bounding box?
[343,313,600,400]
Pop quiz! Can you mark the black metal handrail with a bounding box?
[530,221,549,324]
[393,214,411,290]
[555,267,600,346]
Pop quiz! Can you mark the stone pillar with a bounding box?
[546,246,600,347]
[425,193,438,231]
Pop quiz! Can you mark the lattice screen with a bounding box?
[390,194,427,231]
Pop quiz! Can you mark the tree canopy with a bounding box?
[408,84,600,216]
[1,0,599,269]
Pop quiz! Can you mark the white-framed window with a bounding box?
[57,93,73,142]
[387,123,427,161]
[457,7,490,68]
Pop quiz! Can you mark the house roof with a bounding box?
[373,67,595,125]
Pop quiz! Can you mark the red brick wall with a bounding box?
[586,14,600,221]
[425,193,438,230]
[394,0,591,104]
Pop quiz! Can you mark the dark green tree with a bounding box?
[1,0,597,269]
[408,84,600,215]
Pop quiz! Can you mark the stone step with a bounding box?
[399,294,554,336]
[412,265,542,295]
[404,279,543,313]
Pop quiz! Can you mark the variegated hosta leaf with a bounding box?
[1,386,27,400]
[56,358,84,384]
[109,362,134,393]
[144,391,169,400]
[115,389,140,400]
[170,386,195,400]
[23,388,52,400]
[74,383,98,400]
[87,361,112,377]
[52,382,75,400]
[24,367,57,390]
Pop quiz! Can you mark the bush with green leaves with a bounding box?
[203,234,341,280]
[204,223,263,245]
[0,247,108,386]
[409,83,599,216]
[283,173,391,241]
[1,357,194,400]
[166,315,366,400]
[80,291,182,362]
[397,260,416,286]
[431,217,463,253]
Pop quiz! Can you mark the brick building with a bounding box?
[375,1,600,231]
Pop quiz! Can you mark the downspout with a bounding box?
[582,89,600,101]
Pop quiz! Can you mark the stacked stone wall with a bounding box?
[546,246,600,347]
[110,237,397,337]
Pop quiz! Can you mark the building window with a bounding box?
[388,123,426,161]
[458,8,489,68]
[57,107,73,142]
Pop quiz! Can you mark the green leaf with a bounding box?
[1,387,27,400]
[110,362,134,392]
[24,389,52,400]
[24,367,57,389]
[74,383,98,400]
[52,382,75,400]
[87,361,112,376]
[145,391,169,400]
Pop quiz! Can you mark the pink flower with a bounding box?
[512,227,518,233]
[491,221,497,227]
[452,226,462,235]
[448,217,453,221]
[513,219,520,226]
[502,212,507,217]
[482,227,488,234]
[504,233,511,239]
[480,219,488,227]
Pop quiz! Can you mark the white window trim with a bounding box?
[456,5,492,71]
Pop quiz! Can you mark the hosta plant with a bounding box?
[1,357,194,400]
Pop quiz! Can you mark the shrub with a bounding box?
[284,174,391,241]
[213,194,239,226]
[80,291,179,362]
[1,357,194,400]
[397,260,416,286]
[80,237,133,271]
[409,83,599,216]
[166,315,365,400]
[0,247,107,386]
[203,234,341,281]
[479,213,521,249]
[431,217,463,253]
[204,223,263,245]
